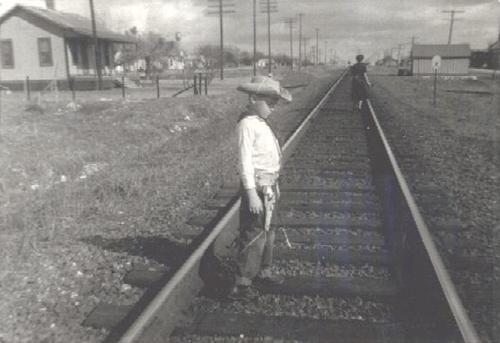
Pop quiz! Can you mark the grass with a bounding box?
[1,93,244,233]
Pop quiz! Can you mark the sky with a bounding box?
[1,0,499,62]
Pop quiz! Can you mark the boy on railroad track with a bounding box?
[351,54,372,111]
[228,98,285,301]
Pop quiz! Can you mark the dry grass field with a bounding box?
[0,67,340,342]
[371,73,499,342]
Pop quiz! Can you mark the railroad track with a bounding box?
[83,71,480,342]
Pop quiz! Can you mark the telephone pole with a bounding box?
[89,0,102,90]
[253,0,257,76]
[324,41,327,64]
[396,43,403,65]
[207,0,236,80]
[410,36,417,47]
[260,0,278,74]
[284,17,296,70]
[442,10,464,45]
[298,13,304,71]
[315,28,319,66]
[303,37,309,66]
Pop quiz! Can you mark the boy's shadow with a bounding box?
[82,235,189,269]
[82,234,236,299]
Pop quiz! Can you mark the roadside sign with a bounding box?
[431,55,441,71]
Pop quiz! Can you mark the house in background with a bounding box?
[0,4,136,90]
[488,34,500,69]
[411,44,471,75]
[375,55,398,67]
[470,50,492,69]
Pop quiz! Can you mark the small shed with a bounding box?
[411,44,471,75]
[488,36,500,69]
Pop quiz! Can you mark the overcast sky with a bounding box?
[1,0,499,62]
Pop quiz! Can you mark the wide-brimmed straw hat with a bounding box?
[237,76,292,103]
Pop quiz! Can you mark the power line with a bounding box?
[441,9,464,45]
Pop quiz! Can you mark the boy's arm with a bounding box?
[364,72,372,87]
[237,120,263,214]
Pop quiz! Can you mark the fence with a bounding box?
[19,69,218,104]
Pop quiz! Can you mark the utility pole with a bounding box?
[207,0,236,80]
[303,37,309,67]
[315,28,319,66]
[253,0,257,76]
[298,13,304,71]
[442,10,464,45]
[260,0,278,75]
[324,41,327,64]
[284,17,296,70]
[89,0,102,90]
[410,36,417,47]
[409,36,417,73]
[396,43,403,66]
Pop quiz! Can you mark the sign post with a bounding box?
[431,55,441,106]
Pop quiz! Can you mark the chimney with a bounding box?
[46,0,55,10]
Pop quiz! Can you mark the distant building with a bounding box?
[488,35,500,69]
[411,44,471,75]
[376,56,398,67]
[257,58,275,68]
[0,5,136,90]
[470,50,491,69]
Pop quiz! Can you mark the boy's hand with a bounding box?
[247,189,263,214]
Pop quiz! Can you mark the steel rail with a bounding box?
[366,99,481,343]
[117,69,349,343]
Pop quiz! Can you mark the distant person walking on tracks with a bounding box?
[351,54,372,111]
[229,99,284,301]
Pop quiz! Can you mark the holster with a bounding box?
[255,171,280,232]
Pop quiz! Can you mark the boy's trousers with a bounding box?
[235,183,279,286]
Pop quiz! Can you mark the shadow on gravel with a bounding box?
[82,235,190,268]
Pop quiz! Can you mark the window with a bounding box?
[1,39,14,68]
[38,37,53,66]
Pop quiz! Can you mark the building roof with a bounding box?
[412,44,471,58]
[0,5,136,44]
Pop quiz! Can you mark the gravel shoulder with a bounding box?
[370,74,500,342]
[0,68,342,343]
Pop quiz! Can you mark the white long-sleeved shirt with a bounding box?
[237,115,281,190]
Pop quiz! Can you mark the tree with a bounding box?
[119,28,180,78]
[196,44,241,69]
[239,50,265,66]
[274,54,292,66]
